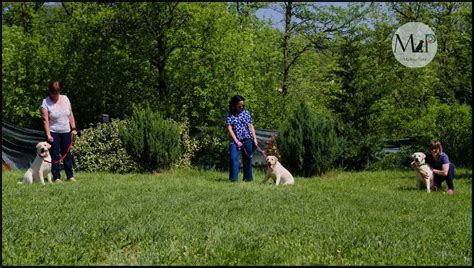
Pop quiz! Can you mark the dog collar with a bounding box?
[38,153,49,161]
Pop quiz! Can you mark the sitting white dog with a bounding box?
[21,141,53,185]
[262,155,294,186]
[410,152,434,193]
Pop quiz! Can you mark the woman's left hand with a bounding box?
[253,138,258,147]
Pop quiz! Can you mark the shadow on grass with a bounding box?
[454,172,472,180]
[397,185,424,192]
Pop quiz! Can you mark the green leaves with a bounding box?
[119,107,181,172]
[278,101,342,177]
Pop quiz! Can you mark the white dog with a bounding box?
[411,152,434,193]
[21,141,53,185]
[262,155,294,186]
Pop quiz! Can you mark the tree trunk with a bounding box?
[281,1,293,96]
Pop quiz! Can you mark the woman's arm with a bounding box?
[226,125,242,147]
[69,111,77,140]
[41,107,53,143]
[249,123,258,146]
[432,163,449,176]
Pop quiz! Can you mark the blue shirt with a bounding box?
[225,109,253,142]
[427,152,451,170]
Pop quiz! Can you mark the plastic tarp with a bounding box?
[253,128,278,166]
[2,121,45,170]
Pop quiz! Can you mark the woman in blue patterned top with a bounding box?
[225,95,259,182]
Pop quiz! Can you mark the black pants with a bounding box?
[434,162,455,190]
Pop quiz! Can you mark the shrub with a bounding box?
[74,119,141,173]
[369,145,415,171]
[119,107,181,172]
[175,117,200,169]
[263,135,280,160]
[191,125,229,170]
[277,101,342,177]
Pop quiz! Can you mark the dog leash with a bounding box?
[43,140,73,164]
[238,142,267,159]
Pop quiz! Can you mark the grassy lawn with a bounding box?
[2,168,472,265]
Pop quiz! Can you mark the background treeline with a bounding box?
[2,2,472,170]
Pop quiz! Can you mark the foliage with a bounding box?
[2,168,472,265]
[405,103,472,167]
[2,2,472,171]
[190,126,229,170]
[119,107,181,172]
[174,117,200,169]
[73,119,141,173]
[369,145,415,171]
[263,135,280,160]
[277,101,342,177]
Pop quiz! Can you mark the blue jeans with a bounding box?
[50,132,74,180]
[434,162,455,190]
[229,139,254,182]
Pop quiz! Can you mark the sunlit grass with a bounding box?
[2,168,472,265]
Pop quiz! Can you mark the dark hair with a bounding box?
[429,139,443,153]
[49,80,63,92]
[229,95,245,115]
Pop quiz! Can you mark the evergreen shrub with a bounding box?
[119,107,181,172]
[277,102,342,177]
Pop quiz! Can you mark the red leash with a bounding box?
[43,140,73,164]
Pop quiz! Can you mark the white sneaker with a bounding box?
[54,179,62,183]
[67,177,76,182]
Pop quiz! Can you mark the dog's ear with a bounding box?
[46,143,51,149]
[36,143,42,150]
[411,153,416,159]
[420,152,426,159]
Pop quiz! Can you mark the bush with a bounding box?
[74,119,141,173]
[175,117,200,169]
[277,101,342,177]
[263,135,280,160]
[369,145,415,171]
[119,107,181,172]
[190,126,229,170]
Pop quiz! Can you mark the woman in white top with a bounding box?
[40,80,78,182]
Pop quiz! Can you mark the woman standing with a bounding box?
[40,79,78,182]
[225,95,259,182]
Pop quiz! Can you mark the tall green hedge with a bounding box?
[119,107,181,172]
[277,102,342,177]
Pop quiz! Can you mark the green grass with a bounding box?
[2,168,472,265]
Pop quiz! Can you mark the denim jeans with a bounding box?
[50,131,74,180]
[434,162,455,190]
[229,138,254,182]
